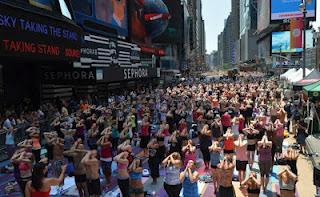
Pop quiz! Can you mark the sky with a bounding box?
[202,0,231,53]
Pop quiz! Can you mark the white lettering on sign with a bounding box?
[44,71,95,81]
[123,68,148,79]
[81,48,98,56]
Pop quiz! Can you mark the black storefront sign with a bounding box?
[80,34,141,67]
[102,67,157,82]
[0,2,82,61]
[42,68,96,84]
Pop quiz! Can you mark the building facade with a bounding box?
[217,32,224,66]
[187,0,206,72]
[217,0,240,66]
[239,0,258,62]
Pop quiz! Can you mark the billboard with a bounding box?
[153,0,183,43]
[271,30,314,53]
[271,0,316,21]
[71,0,128,37]
[129,0,169,44]
[0,2,82,61]
[95,0,127,31]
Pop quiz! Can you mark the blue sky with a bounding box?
[202,0,231,53]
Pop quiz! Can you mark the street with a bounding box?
[0,0,320,197]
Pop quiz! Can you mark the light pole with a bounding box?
[299,0,307,77]
[314,28,320,71]
[299,0,313,77]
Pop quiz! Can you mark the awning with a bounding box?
[294,70,320,90]
[304,81,320,92]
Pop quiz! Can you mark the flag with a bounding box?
[290,18,303,49]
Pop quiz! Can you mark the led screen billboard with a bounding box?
[129,0,169,44]
[153,0,183,44]
[271,30,313,53]
[271,0,316,21]
[71,0,128,37]
[95,0,127,32]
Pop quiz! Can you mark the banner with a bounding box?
[101,67,158,82]
[290,18,303,49]
[271,0,316,21]
[41,68,96,84]
[0,2,82,61]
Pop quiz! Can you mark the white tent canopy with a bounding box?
[286,68,313,83]
[280,68,297,79]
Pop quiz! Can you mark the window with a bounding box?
[71,0,92,16]
[58,0,72,19]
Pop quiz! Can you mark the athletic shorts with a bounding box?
[236,160,248,171]
[259,160,272,177]
[164,182,182,197]
[247,144,256,151]
[129,186,144,195]
[219,185,235,197]
[101,160,112,177]
[224,149,234,154]
[87,178,102,195]
[75,174,86,184]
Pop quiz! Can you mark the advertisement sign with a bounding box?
[102,67,158,82]
[153,0,183,43]
[71,0,128,37]
[129,0,169,44]
[290,18,303,48]
[0,3,82,61]
[95,0,127,34]
[79,34,141,67]
[42,68,96,84]
[271,0,316,21]
[271,30,313,53]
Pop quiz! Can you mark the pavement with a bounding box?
[0,135,316,197]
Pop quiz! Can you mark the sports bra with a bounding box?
[130,171,142,180]
[118,162,128,170]
[247,133,256,140]
[19,162,31,171]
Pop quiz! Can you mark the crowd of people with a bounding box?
[3,74,310,197]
